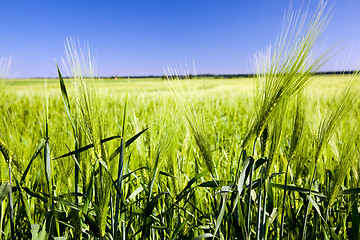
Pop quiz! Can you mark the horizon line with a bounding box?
[8,70,359,79]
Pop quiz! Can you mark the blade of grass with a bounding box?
[213,186,231,238]
[192,233,216,240]
[20,138,46,185]
[0,182,12,205]
[57,65,76,136]
[109,127,149,162]
[114,138,124,239]
[54,135,121,160]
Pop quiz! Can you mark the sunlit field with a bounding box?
[1,73,360,239]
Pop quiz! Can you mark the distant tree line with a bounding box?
[25,70,358,80]
[106,70,359,80]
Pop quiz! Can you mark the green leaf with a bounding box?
[266,208,278,228]
[0,181,13,205]
[269,172,285,179]
[150,225,171,230]
[238,156,254,194]
[125,127,148,147]
[65,144,82,174]
[322,227,331,240]
[149,151,161,200]
[123,167,149,180]
[57,65,76,136]
[270,183,326,199]
[57,192,83,199]
[56,219,75,229]
[141,192,169,239]
[198,181,233,188]
[57,65,70,112]
[22,187,48,203]
[114,138,124,240]
[232,156,254,213]
[254,157,267,171]
[191,233,216,240]
[97,157,110,172]
[175,171,208,203]
[53,196,80,211]
[31,221,50,240]
[83,212,100,237]
[143,191,169,218]
[13,177,34,225]
[159,171,176,178]
[307,195,325,221]
[322,220,340,240]
[170,221,186,239]
[213,187,231,237]
[20,138,47,185]
[109,128,149,162]
[54,135,121,160]
[44,140,52,198]
[339,188,360,195]
[128,186,144,201]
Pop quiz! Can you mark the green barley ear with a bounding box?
[62,37,105,160]
[0,139,11,164]
[280,94,305,237]
[266,100,286,177]
[242,1,332,149]
[302,79,360,237]
[167,71,216,178]
[288,94,305,159]
[327,127,357,208]
[186,116,215,177]
[62,37,112,238]
[308,82,359,191]
[318,77,360,208]
[314,83,359,164]
[260,125,268,157]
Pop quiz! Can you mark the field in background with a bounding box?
[6,74,359,94]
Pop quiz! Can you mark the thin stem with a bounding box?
[261,173,268,240]
[234,150,244,187]
[280,157,292,238]
[256,165,265,240]
[75,141,79,206]
[302,163,318,240]
[8,164,15,240]
[246,138,257,236]
[114,138,124,239]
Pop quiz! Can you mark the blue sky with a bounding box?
[0,0,359,78]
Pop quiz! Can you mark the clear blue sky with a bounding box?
[0,0,359,78]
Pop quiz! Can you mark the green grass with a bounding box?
[1,74,359,239]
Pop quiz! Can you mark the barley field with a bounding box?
[1,73,359,239]
[1,2,360,240]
